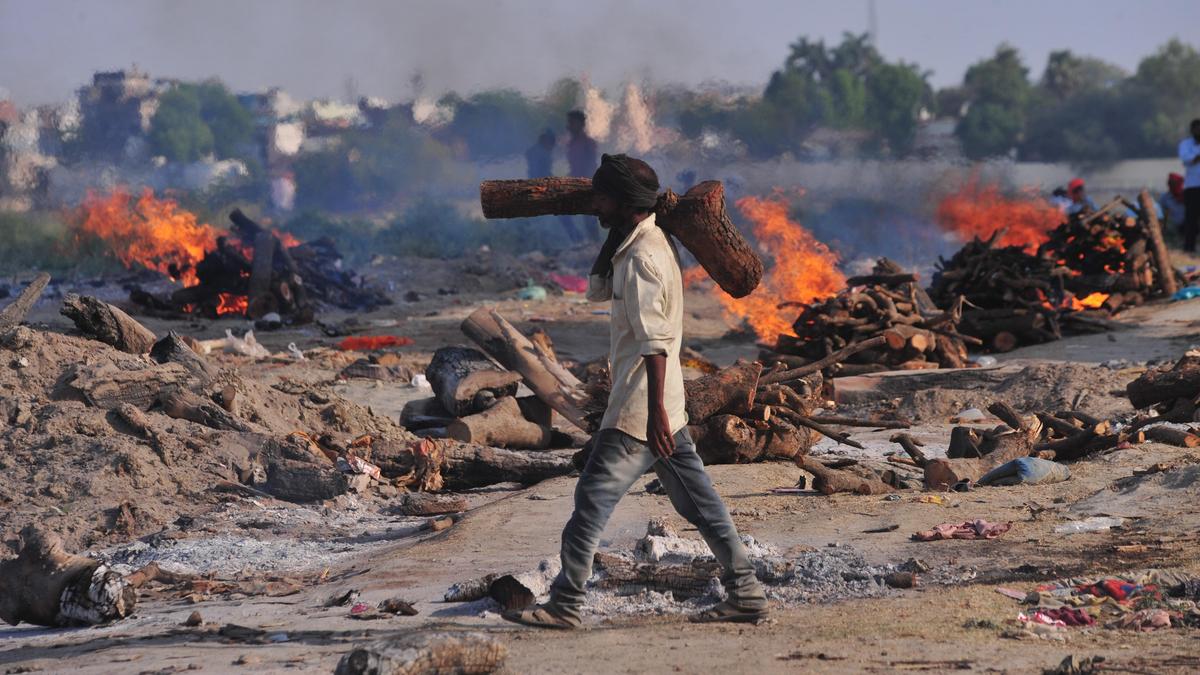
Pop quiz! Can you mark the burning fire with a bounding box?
[682,266,708,288]
[216,292,250,316]
[935,177,1063,252]
[717,194,845,341]
[76,188,221,286]
[1078,292,1109,309]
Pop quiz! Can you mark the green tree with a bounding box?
[866,62,928,155]
[148,80,252,162]
[956,45,1031,158]
[1125,39,1200,155]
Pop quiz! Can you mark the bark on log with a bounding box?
[400,397,457,431]
[0,526,135,627]
[1126,355,1200,409]
[1139,189,1177,296]
[592,551,721,597]
[446,396,572,449]
[334,632,507,675]
[683,360,761,422]
[149,331,215,383]
[60,294,156,354]
[688,414,761,464]
[480,179,763,298]
[0,272,50,332]
[762,335,889,384]
[797,456,894,495]
[391,492,470,516]
[439,442,575,489]
[159,389,252,432]
[461,307,592,431]
[69,361,197,410]
[246,230,278,319]
[923,438,1030,490]
[1144,425,1200,448]
[425,346,522,417]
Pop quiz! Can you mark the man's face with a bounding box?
[1192,122,1200,140]
[568,117,584,136]
[593,192,621,229]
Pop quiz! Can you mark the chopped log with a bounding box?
[0,272,50,332]
[987,402,1027,432]
[260,442,349,503]
[480,179,763,298]
[446,397,572,449]
[246,230,278,319]
[762,335,889,385]
[1126,354,1200,409]
[1143,426,1200,448]
[889,433,928,466]
[773,408,865,449]
[69,361,197,410]
[1139,189,1177,296]
[400,397,457,431]
[149,331,215,383]
[462,308,592,431]
[683,360,762,421]
[60,294,156,354]
[0,525,136,628]
[425,346,522,417]
[923,439,1030,490]
[334,632,507,675]
[946,426,983,458]
[438,442,575,489]
[159,389,252,432]
[990,331,1018,353]
[516,395,554,427]
[592,551,721,597]
[688,414,760,464]
[811,415,910,429]
[797,456,894,495]
[391,493,470,516]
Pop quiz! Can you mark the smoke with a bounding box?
[614,83,653,154]
[581,85,613,142]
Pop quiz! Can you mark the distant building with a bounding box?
[75,67,167,161]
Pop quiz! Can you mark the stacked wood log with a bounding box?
[1037,194,1176,312]
[772,258,973,373]
[1122,352,1200,447]
[129,209,389,322]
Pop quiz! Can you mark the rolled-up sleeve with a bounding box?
[623,256,671,356]
[586,274,612,302]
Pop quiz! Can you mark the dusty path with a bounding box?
[4,266,1200,673]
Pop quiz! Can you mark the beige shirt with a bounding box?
[587,213,688,441]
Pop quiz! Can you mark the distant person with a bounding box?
[525,128,556,178]
[559,110,601,243]
[1066,178,1096,216]
[1049,186,1072,213]
[1161,172,1187,231]
[1179,119,1200,252]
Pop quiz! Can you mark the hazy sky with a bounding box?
[1,0,1196,106]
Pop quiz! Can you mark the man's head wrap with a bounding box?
[592,153,659,210]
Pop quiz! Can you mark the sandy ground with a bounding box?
[3,256,1200,673]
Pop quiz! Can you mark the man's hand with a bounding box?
[647,403,675,459]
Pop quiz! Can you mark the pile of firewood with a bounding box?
[929,191,1176,353]
[1039,193,1177,312]
[130,209,390,322]
[771,259,974,373]
[1124,352,1200,447]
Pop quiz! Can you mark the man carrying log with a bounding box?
[504,154,768,629]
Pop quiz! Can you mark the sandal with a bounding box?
[502,603,581,630]
[689,600,769,624]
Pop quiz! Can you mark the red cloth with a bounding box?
[1068,177,1085,194]
[1170,173,1185,199]
[912,519,1012,541]
[337,335,414,351]
[1036,607,1095,627]
[548,272,589,294]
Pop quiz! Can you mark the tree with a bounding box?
[1125,39,1200,155]
[956,45,1031,158]
[148,80,252,162]
[866,62,928,155]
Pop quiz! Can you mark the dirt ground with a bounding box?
[3,253,1200,673]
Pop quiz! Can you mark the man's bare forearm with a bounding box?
[644,353,667,413]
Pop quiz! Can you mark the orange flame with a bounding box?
[76,188,221,286]
[1078,292,1109,309]
[935,177,1063,253]
[216,293,249,317]
[682,266,708,288]
[716,194,845,341]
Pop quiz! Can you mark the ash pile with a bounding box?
[441,518,909,619]
[130,209,390,323]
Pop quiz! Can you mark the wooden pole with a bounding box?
[1139,189,1177,296]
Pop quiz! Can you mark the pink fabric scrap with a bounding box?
[1107,608,1172,631]
[913,519,1013,541]
[548,273,589,294]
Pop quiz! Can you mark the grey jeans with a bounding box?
[549,427,766,613]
